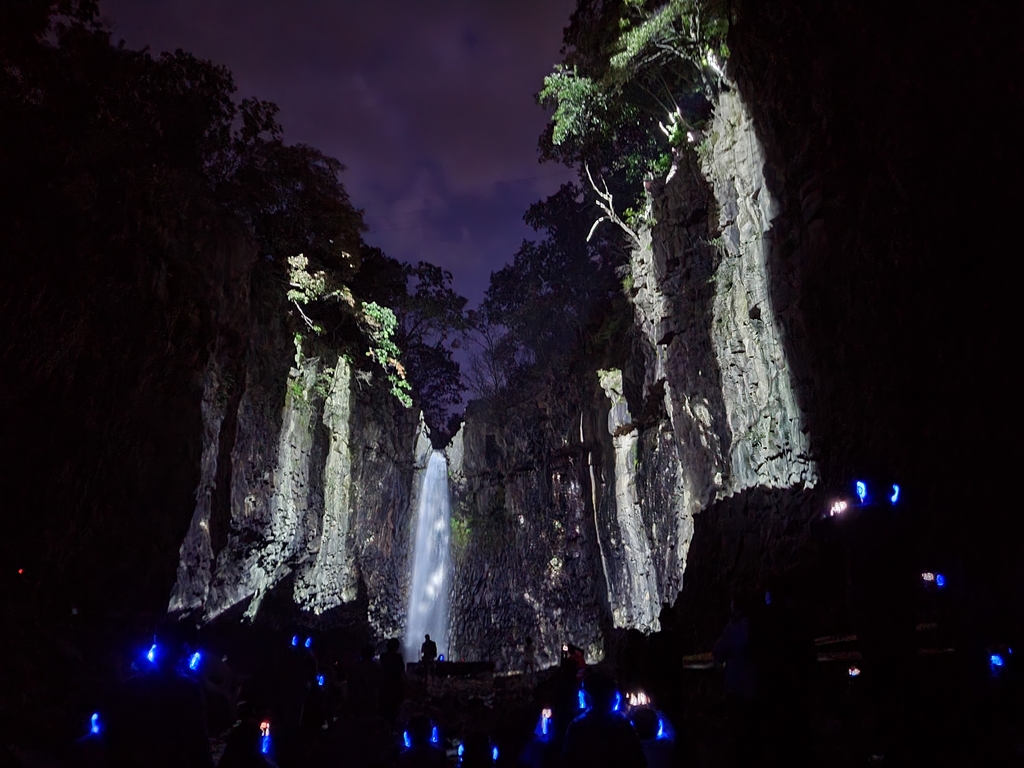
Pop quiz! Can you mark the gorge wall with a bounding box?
[443,85,817,667]
[163,1,1019,663]
[171,81,818,665]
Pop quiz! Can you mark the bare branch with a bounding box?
[584,163,641,247]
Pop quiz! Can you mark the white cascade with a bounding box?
[404,451,451,662]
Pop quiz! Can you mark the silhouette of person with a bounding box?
[104,632,213,768]
[420,634,437,664]
[713,592,757,765]
[218,697,275,768]
[750,577,815,768]
[631,708,673,768]
[347,644,381,718]
[562,671,646,768]
[460,731,495,768]
[380,638,405,724]
[397,714,445,768]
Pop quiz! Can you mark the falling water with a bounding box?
[405,451,451,662]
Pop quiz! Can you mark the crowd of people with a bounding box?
[54,480,1020,767]
[63,625,687,768]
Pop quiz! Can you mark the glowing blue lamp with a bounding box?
[458,743,465,757]
[304,637,312,649]
[438,654,444,662]
[612,691,622,712]
[291,635,299,647]
[146,644,157,664]
[890,484,900,504]
[431,725,439,744]
[578,689,587,710]
[259,720,271,755]
[657,718,665,739]
[188,652,201,672]
[492,746,499,762]
[855,481,867,503]
[935,574,946,588]
[90,713,101,735]
[991,654,1004,668]
[317,674,325,687]
[403,731,412,749]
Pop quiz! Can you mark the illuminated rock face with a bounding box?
[444,88,816,667]
[169,349,421,639]
[169,88,815,660]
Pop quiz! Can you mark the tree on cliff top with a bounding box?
[468,182,626,399]
[538,0,728,218]
[353,247,468,433]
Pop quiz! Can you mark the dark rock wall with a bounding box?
[0,219,258,614]
[726,1,1020,596]
[446,382,610,667]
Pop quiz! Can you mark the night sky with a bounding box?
[101,0,577,305]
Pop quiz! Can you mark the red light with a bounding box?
[17,569,23,575]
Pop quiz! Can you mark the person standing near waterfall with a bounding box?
[420,634,437,665]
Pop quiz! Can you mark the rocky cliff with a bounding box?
[168,82,820,663]
[169,327,424,638]
[438,84,817,666]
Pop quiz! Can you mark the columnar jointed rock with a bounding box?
[292,356,357,613]
[597,369,661,632]
[239,356,321,620]
[167,361,226,614]
[701,89,814,496]
[629,87,815,512]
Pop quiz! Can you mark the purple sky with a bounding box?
[100,0,577,305]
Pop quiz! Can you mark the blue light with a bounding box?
[261,735,271,755]
[765,591,772,605]
[317,674,325,687]
[458,743,465,757]
[855,481,867,503]
[657,718,664,739]
[890,484,900,504]
[492,746,499,762]
[188,652,201,672]
[612,691,621,712]
[291,635,298,647]
[431,725,439,744]
[578,689,587,710]
[438,654,444,662]
[991,654,1004,668]
[146,644,157,664]
[90,713,101,735]
[935,574,946,588]
[403,731,411,749]
[304,637,312,649]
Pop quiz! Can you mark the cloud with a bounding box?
[102,0,577,304]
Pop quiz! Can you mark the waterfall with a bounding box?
[405,451,451,662]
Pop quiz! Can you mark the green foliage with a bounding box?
[539,67,609,148]
[362,302,413,408]
[313,366,335,400]
[287,376,306,403]
[468,183,624,396]
[352,247,468,432]
[286,254,352,308]
[450,515,471,552]
[539,0,730,204]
